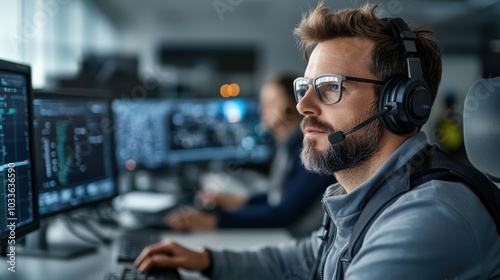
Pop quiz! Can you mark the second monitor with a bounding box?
[19,90,118,258]
[32,92,117,217]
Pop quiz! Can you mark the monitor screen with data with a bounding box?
[32,92,117,217]
[112,98,272,170]
[166,98,272,164]
[112,99,173,171]
[0,59,38,246]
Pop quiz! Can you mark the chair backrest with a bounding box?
[463,76,500,182]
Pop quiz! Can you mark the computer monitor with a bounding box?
[112,98,272,171]
[112,99,173,171]
[0,59,39,249]
[166,98,272,165]
[19,89,117,258]
[32,91,117,217]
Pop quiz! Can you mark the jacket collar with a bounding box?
[322,132,430,228]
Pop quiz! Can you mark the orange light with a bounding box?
[229,83,240,96]
[220,83,240,98]
[220,84,230,98]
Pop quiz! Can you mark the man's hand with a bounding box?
[165,208,217,231]
[134,241,210,272]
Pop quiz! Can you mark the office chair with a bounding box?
[463,76,500,183]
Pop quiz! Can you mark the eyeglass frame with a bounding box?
[293,74,385,105]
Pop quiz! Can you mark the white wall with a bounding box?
[0,1,22,61]
[0,0,120,88]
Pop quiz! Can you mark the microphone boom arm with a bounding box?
[328,107,390,144]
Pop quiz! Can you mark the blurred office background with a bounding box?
[1,0,500,157]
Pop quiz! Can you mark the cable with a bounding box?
[60,214,102,246]
[78,218,113,245]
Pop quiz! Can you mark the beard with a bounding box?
[300,108,384,175]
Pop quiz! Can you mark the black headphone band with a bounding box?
[385,18,425,82]
[378,17,433,135]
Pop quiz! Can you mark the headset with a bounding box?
[328,18,434,144]
[378,17,433,135]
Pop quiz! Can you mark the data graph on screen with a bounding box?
[32,97,116,217]
[112,99,173,171]
[0,69,36,237]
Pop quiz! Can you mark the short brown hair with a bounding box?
[294,2,442,101]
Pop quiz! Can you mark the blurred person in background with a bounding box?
[165,73,337,237]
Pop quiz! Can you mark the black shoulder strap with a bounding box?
[412,148,500,235]
[336,145,500,280]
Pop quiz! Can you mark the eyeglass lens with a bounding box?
[294,76,341,104]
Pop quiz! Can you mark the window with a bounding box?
[0,0,119,88]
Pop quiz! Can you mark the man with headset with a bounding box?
[135,3,500,279]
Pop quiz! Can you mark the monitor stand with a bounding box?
[17,220,97,259]
[0,245,7,256]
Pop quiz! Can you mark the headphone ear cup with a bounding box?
[379,77,433,135]
[379,76,407,134]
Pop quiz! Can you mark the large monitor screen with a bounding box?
[32,93,116,217]
[0,59,38,246]
[166,98,272,164]
[112,99,173,171]
[112,98,272,171]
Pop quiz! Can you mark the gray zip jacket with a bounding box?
[209,132,500,279]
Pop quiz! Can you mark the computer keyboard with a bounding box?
[107,265,182,280]
[116,231,161,262]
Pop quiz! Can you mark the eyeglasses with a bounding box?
[293,74,384,105]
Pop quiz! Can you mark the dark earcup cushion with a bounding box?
[379,77,432,135]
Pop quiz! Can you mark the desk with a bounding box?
[156,229,294,280]
[0,228,292,280]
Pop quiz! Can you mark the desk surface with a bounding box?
[0,227,292,280]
